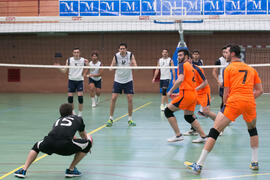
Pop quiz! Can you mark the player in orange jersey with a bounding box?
[189,64,218,143]
[193,64,217,121]
[164,49,207,143]
[185,45,263,174]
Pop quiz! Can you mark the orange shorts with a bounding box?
[222,99,256,122]
[171,90,197,111]
[197,92,211,107]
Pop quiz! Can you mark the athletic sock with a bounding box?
[252,147,258,162]
[197,149,209,166]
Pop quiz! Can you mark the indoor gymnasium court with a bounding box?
[1,0,270,180]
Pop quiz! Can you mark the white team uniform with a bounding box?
[68,57,85,81]
[159,57,172,80]
[218,57,229,84]
[114,51,133,84]
[89,60,102,81]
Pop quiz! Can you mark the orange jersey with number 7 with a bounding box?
[223,61,261,102]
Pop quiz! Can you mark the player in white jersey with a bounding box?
[106,43,137,127]
[212,46,230,109]
[55,48,88,117]
[152,49,175,111]
[84,51,103,108]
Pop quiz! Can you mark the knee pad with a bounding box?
[164,107,175,118]
[68,96,73,103]
[162,87,167,96]
[184,115,195,124]
[32,142,40,153]
[78,96,83,104]
[248,127,258,137]
[208,128,220,140]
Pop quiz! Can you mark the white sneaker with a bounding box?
[183,129,199,136]
[96,96,100,105]
[192,136,207,143]
[167,135,184,142]
[92,101,96,108]
[219,131,223,136]
[160,104,165,111]
[78,111,82,117]
[72,110,76,115]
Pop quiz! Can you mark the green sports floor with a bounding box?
[0,93,270,180]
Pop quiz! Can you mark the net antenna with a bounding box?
[153,19,204,48]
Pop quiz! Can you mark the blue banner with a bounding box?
[247,0,267,14]
[204,0,224,15]
[225,0,245,15]
[60,0,79,16]
[121,0,140,15]
[183,0,202,15]
[59,0,270,16]
[100,0,119,16]
[80,0,99,16]
[141,0,157,15]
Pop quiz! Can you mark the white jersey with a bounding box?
[218,57,229,83]
[159,57,172,80]
[89,60,101,81]
[114,51,133,83]
[68,57,85,81]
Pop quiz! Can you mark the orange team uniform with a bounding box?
[171,61,197,111]
[193,64,211,107]
[222,61,261,122]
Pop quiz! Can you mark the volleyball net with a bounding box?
[0,14,270,93]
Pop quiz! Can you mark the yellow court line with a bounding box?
[193,172,270,180]
[0,101,152,180]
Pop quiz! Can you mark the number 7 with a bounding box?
[239,70,248,84]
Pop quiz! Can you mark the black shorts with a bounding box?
[112,81,134,94]
[88,78,102,89]
[68,80,84,93]
[33,136,92,156]
[160,79,170,89]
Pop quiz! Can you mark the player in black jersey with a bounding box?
[14,103,93,178]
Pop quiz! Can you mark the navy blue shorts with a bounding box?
[113,81,134,94]
[88,78,102,89]
[160,79,170,89]
[219,87,224,97]
[68,80,84,93]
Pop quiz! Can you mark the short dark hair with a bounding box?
[59,103,73,117]
[119,43,127,48]
[162,49,168,52]
[222,46,227,50]
[91,51,99,57]
[229,45,241,58]
[73,47,80,51]
[192,50,200,54]
[178,49,190,57]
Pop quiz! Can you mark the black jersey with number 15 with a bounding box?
[48,115,85,140]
